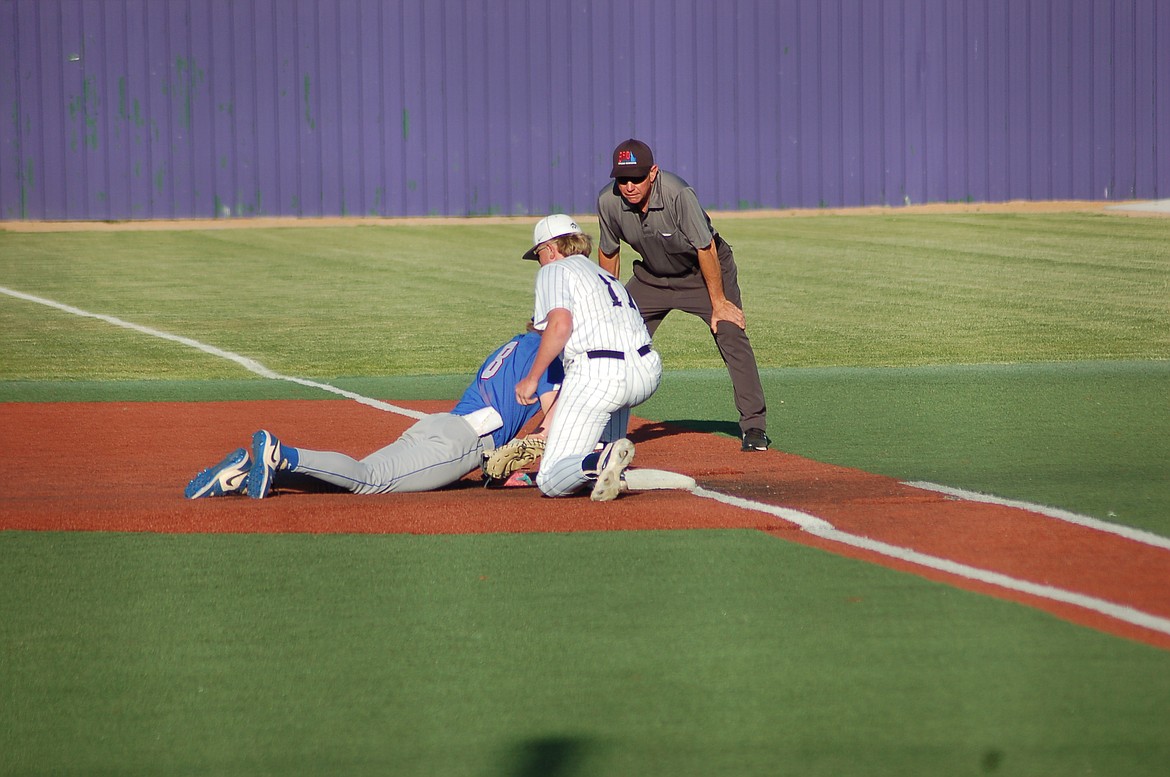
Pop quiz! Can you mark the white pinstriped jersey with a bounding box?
[530,252,662,497]
[533,254,651,362]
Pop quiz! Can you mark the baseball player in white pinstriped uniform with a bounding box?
[515,214,662,501]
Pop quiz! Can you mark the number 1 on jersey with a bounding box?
[597,272,638,311]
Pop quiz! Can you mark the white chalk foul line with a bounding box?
[694,487,1170,640]
[0,286,427,419]
[804,522,1170,638]
[905,481,1170,552]
[10,285,1169,639]
[693,486,835,531]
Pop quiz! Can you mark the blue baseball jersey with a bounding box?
[451,332,564,447]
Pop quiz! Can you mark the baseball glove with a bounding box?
[483,436,546,479]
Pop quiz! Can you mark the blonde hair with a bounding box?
[555,232,593,259]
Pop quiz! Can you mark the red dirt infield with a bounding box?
[3,399,1168,651]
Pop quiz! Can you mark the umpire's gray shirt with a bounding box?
[597,170,730,285]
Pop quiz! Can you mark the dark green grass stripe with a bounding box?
[0,375,468,403]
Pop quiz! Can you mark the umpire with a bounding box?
[596,138,770,451]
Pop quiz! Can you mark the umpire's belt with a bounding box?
[586,344,653,360]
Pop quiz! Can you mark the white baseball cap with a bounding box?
[522,214,582,261]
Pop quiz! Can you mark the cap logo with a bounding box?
[616,150,638,166]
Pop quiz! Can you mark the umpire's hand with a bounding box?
[710,298,747,333]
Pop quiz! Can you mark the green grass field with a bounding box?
[2,213,1167,376]
[2,211,1169,775]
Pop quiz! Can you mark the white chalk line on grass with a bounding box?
[905,480,1170,552]
[1,285,427,419]
[9,285,1170,639]
[693,487,1170,639]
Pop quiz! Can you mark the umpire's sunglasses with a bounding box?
[615,173,649,185]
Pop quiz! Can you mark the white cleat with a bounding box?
[590,439,635,502]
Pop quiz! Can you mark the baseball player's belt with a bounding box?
[586,344,653,360]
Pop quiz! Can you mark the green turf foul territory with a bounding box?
[3,529,1169,777]
[0,376,469,403]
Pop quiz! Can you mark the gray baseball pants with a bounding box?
[291,413,490,494]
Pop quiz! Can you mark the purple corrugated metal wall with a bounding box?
[1,0,1165,220]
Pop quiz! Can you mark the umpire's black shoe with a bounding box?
[741,428,771,452]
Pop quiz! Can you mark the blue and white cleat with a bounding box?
[184,448,250,499]
[247,429,287,499]
[590,438,635,502]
